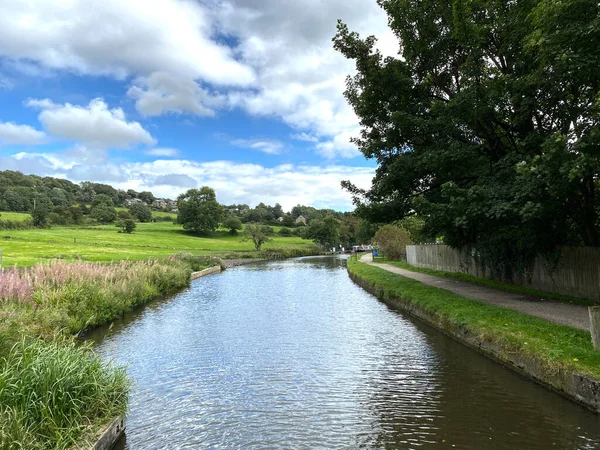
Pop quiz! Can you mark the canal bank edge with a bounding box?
[89,417,125,450]
[347,262,600,414]
[191,265,222,280]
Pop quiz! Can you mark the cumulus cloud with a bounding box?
[231,138,285,155]
[1,151,374,211]
[152,173,198,188]
[0,121,46,145]
[0,0,255,85]
[27,98,156,149]
[217,0,397,158]
[128,72,225,117]
[0,0,397,159]
[145,148,180,157]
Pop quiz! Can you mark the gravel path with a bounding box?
[360,253,590,331]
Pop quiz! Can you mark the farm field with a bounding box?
[0,220,313,267]
[0,211,32,221]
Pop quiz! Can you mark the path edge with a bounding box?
[348,266,600,414]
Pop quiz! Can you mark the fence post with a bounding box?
[590,307,600,351]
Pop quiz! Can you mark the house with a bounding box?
[124,198,144,207]
[277,217,284,222]
[295,215,307,225]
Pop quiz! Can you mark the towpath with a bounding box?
[359,253,590,331]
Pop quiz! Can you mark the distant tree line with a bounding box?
[0,170,173,229]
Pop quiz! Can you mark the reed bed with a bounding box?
[0,255,209,449]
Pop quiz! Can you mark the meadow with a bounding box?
[0,213,314,267]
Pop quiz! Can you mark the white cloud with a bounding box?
[145,148,180,157]
[152,173,198,188]
[128,72,224,117]
[0,121,46,145]
[291,132,319,143]
[217,0,396,158]
[27,98,156,149]
[0,0,396,159]
[2,151,374,211]
[0,0,255,86]
[231,138,285,155]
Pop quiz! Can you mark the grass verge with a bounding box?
[374,257,600,307]
[348,259,600,380]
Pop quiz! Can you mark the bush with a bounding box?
[90,204,117,224]
[373,225,414,260]
[278,227,293,236]
[128,203,153,223]
[116,219,136,234]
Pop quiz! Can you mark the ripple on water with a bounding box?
[94,257,600,450]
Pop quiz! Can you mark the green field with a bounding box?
[0,221,313,267]
[0,211,31,221]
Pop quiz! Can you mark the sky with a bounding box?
[0,0,396,212]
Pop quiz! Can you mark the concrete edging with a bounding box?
[348,269,600,414]
[191,265,222,280]
[90,417,125,450]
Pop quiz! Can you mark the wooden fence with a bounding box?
[406,245,600,302]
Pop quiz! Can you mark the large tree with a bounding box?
[176,187,223,235]
[334,0,600,278]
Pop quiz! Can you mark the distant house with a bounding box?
[277,217,284,222]
[124,198,144,207]
[295,215,307,225]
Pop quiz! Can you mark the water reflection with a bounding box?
[91,256,600,449]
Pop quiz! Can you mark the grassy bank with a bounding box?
[0,220,317,267]
[375,258,600,307]
[347,259,600,380]
[0,254,217,449]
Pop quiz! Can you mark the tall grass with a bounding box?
[0,258,192,337]
[0,338,129,450]
[0,257,199,449]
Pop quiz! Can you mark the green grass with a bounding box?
[0,221,315,267]
[373,258,600,307]
[0,211,31,222]
[0,338,129,450]
[348,259,600,379]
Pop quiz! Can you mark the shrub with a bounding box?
[373,225,414,260]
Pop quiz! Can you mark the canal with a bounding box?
[90,256,600,449]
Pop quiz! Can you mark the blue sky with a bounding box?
[0,0,396,211]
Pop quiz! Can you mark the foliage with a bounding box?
[373,225,413,260]
[243,224,274,250]
[118,210,134,220]
[0,338,129,450]
[334,0,600,279]
[306,214,341,248]
[116,219,136,234]
[31,197,53,228]
[225,216,243,235]
[128,203,153,223]
[278,227,293,237]
[176,187,224,235]
[169,253,225,271]
[90,203,117,224]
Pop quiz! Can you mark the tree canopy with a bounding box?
[176,187,224,235]
[334,0,600,278]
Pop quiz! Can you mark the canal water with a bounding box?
[90,256,600,449]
